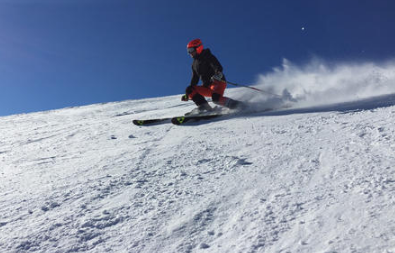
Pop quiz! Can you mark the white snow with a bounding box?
[1,60,395,252]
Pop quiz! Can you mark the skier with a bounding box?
[182,38,244,113]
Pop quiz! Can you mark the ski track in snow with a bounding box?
[1,94,395,253]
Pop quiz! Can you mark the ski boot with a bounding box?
[185,103,213,116]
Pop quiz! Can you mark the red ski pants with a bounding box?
[188,80,228,105]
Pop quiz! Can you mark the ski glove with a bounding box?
[181,94,189,101]
[212,71,223,81]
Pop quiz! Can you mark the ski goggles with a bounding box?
[187,47,196,54]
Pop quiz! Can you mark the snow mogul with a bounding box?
[181,38,244,113]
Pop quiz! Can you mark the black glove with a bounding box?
[181,94,189,101]
[212,71,223,81]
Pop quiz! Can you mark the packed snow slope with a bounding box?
[1,60,395,253]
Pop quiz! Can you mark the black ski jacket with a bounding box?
[190,48,226,87]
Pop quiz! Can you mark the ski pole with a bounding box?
[226,80,281,97]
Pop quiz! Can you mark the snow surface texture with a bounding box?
[1,60,395,253]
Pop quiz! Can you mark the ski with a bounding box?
[171,114,223,125]
[170,106,279,125]
[133,106,281,126]
[132,117,171,126]
[133,113,224,126]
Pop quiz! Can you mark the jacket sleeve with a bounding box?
[190,66,199,86]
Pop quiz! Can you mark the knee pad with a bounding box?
[212,93,221,103]
[192,93,207,106]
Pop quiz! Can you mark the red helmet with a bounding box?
[187,38,203,55]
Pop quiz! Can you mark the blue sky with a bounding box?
[0,0,394,116]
